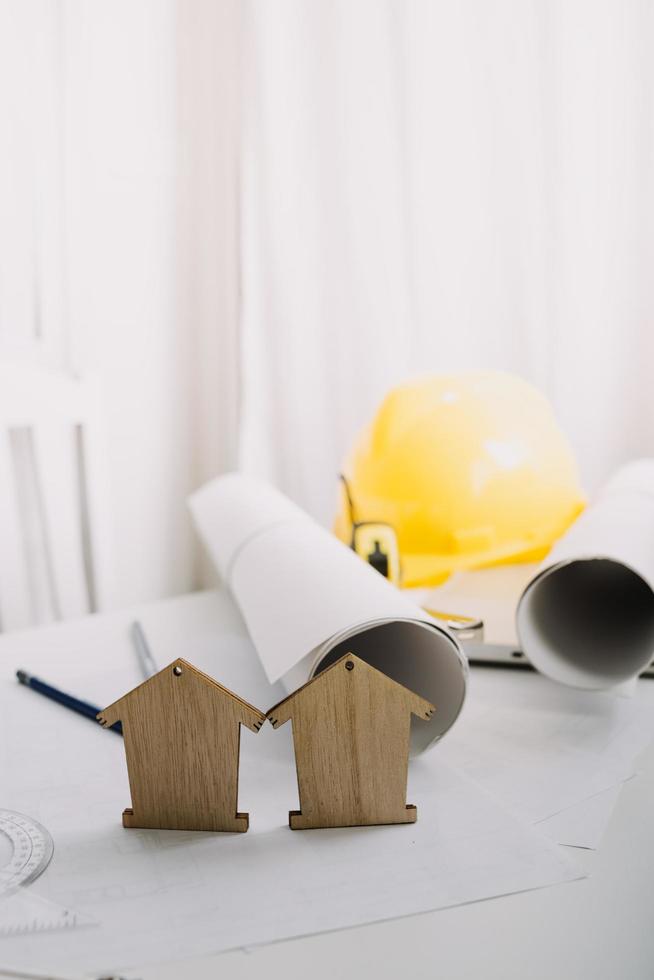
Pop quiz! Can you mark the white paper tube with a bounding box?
[517,459,654,689]
[189,474,467,753]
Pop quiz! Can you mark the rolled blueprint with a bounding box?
[517,460,654,689]
[189,473,467,753]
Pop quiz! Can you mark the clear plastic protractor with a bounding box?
[0,809,54,892]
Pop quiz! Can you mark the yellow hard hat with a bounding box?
[334,371,585,588]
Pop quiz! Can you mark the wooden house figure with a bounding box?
[267,653,435,830]
[98,658,266,832]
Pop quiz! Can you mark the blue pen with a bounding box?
[16,670,123,735]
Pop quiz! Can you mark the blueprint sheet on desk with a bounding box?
[422,570,654,848]
[437,661,654,848]
[0,593,582,975]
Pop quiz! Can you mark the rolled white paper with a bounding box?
[517,459,654,689]
[189,473,467,753]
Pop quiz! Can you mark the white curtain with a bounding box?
[239,0,654,526]
[7,1,650,614]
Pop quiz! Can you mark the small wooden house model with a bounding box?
[267,653,435,830]
[98,658,266,832]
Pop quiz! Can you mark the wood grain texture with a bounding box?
[267,653,435,830]
[98,658,266,832]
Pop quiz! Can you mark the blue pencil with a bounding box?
[16,670,123,735]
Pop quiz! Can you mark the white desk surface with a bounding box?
[1,589,652,980]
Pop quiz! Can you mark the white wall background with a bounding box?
[64,0,244,606]
[64,0,195,607]
[2,0,653,620]
[0,0,240,620]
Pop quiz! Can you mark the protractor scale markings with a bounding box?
[0,809,54,892]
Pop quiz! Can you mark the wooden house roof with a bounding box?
[266,652,435,727]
